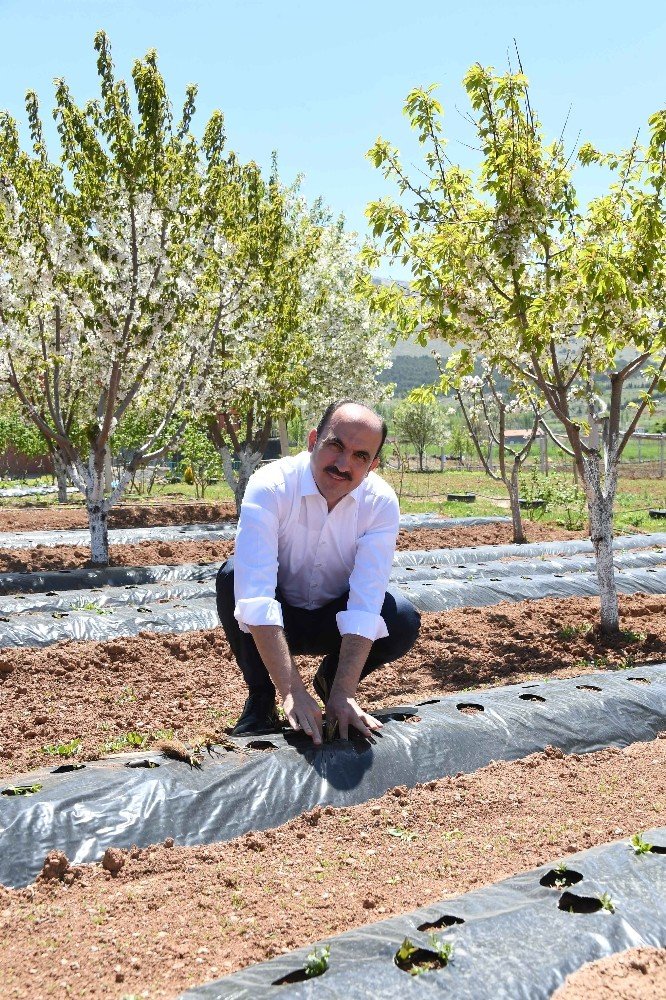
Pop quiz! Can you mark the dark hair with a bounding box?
[316,400,388,458]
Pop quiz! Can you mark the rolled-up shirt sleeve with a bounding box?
[233,476,282,633]
[336,494,400,641]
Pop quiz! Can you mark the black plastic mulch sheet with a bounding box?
[1,664,665,890]
[2,541,666,648]
[0,513,504,554]
[1,531,664,597]
[392,531,666,568]
[0,561,219,596]
[181,829,666,1000]
[0,521,238,550]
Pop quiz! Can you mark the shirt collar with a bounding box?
[300,454,363,506]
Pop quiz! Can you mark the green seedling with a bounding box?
[395,936,453,976]
[598,892,615,913]
[429,934,454,965]
[621,629,646,644]
[116,686,137,705]
[615,654,636,671]
[69,600,112,615]
[630,833,653,855]
[42,737,81,758]
[304,945,330,978]
[2,783,42,796]
[557,623,592,640]
[103,732,149,753]
[387,826,417,842]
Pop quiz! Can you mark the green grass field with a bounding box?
[2,465,665,534]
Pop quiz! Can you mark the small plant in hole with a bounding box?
[630,833,653,855]
[42,737,81,758]
[2,783,42,796]
[304,945,330,978]
[394,935,453,975]
[598,892,616,913]
[103,732,149,753]
[69,599,112,615]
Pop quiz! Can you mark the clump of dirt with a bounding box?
[0,739,664,998]
[0,593,664,778]
[0,501,236,532]
[553,946,666,999]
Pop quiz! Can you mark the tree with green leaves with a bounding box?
[393,395,446,471]
[439,363,541,543]
[362,64,666,633]
[0,33,258,563]
[206,193,392,513]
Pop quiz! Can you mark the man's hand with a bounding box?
[325,691,383,741]
[283,688,323,745]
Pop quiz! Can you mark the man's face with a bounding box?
[308,405,383,510]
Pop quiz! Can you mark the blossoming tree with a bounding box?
[0,33,252,563]
[362,64,666,634]
[207,199,393,512]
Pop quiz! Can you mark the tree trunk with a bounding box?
[278,416,290,457]
[51,449,70,504]
[87,502,109,566]
[582,456,619,634]
[418,448,425,472]
[221,444,263,516]
[507,465,526,544]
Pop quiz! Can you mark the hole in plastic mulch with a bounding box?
[540,868,584,889]
[456,703,485,715]
[557,892,606,914]
[417,914,465,932]
[378,710,421,724]
[648,844,666,854]
[519,694,546,703]
[394,943,450,976]
[272,959,329,986]
[576,684,602,692]
[247,740,278,751]
[418,698,440,706]
[626,677,651,685]
[125,759,160,769]
[52,763,86,773]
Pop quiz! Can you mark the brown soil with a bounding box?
[1,592,664,778]
[0,539,236,574]
[0,739,664,999]
[0,522,586,575]
[0,501,236,533]
[553,947,666,999]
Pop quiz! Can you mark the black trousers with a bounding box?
[215,557,421,697]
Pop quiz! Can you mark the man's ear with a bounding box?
[307,428,317,452]
[369,455,381,472]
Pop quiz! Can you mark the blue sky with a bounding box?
[1,0,665,274]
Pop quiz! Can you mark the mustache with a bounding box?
[324,465,352,481]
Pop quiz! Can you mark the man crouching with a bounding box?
[216,400,421,744]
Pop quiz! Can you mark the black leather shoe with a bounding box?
[231,691,279,736]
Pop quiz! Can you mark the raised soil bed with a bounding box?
[0,521,586,575]
[0,739,664,998]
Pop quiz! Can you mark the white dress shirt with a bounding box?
[233,451,400,641]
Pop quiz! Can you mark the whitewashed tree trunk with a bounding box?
[87,501,110,565]
[221,444,263,515]
[278,416,289,457]
[582,455,619,634]
[507,464,526,544]
[51,449,70,504]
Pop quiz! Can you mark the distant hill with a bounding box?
[379,354,441,395]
